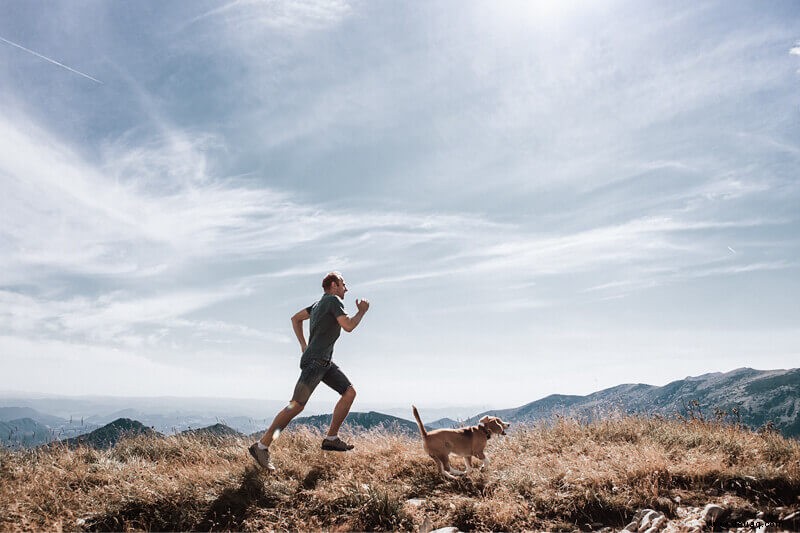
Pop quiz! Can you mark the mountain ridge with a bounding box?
[0,407,66,426]
[0,418,54,448]
[3,367,798,448]
[469,367,800,437]
[61,418,161,450]
[181,423,243,439]
[287,410,422,436]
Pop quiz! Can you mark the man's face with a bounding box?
[332,278,347,298]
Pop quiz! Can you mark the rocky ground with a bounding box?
[415,501,800,533]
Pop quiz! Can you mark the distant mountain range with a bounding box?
[60,419,244,449]
[2,367,797,449]
[426,417,461,430]
[290,411,422,436]
[61,418,161,449]
[0,417,54,448]
[181,423,243,439]
[84,408,254,435]
[0,394,484,436]
[0,395,299,432]
[0,407,101,448]
[0,406,67,427]
[470,367,800,437]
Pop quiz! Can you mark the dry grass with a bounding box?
[1,416,798,532]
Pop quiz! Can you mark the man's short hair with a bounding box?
[322,271,343,291]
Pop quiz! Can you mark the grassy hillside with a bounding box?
[1,416,798,532]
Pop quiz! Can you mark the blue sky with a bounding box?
[1,0,799,409]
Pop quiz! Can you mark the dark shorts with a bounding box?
[291,359,352,405]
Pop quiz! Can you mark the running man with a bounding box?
[249,271,370,470]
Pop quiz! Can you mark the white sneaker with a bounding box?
[248,443,275,471]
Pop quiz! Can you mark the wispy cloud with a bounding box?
[1,109,505,285]
[256,258,370,279]
[180,0,352,36]
[582,258,796,299]
[2,97,793,324]
[683,260,795,279]
[583,279,661,294]
[460,216,780,277]
[360,269,468,288]
[0,285,248,343]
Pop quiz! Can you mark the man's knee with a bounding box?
[286,400,305,414]
[343,385,356,400]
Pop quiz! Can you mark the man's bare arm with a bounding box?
[336,298,370,333]
[291,308,310,352]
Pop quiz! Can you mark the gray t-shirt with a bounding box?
[300,293,346,365]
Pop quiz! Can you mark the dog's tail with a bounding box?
[412,405,427,438]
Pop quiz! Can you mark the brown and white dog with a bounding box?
[412,405,510,479]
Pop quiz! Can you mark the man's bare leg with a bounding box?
[327,386,356,437]
[260,401,304,447]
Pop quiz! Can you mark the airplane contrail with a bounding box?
[0,35,103,84]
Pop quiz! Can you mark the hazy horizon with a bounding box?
[2,364,792,414]
[2,1,799,407]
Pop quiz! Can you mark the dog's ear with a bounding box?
[479,416,490,424]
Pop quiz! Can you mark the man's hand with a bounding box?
[337,299,370,332]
